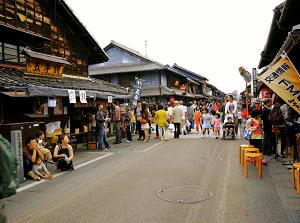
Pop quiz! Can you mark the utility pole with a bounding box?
[145,40,147,57]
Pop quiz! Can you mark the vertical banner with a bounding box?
[131,78,143,106]
[68,89,76,103]
[258,57,300,114]
[79,90,87,103]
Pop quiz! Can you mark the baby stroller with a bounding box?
[221,117,235,140]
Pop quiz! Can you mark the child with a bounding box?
[214,114,222,139]
[130,106,136,136]
[246,108,263,152]
[36,131,54,164]
[202,108,211,138]
[210,110,216,134]
[237,108,242,126]
[194,106,202,134]
[155,104,168,141]
[28,157,53,181]
[124,105,132,142]
[223,117,235,138]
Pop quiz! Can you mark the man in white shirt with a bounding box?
[178,100,187,135]
[224,95,238,135]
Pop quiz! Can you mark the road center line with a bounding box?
[16,152,114,193]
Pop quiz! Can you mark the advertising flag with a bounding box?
[258,57,300,114]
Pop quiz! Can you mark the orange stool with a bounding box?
[292,162,300,194]
[244,153,262,178]
[242,147,259,166]
[239,145,254,164]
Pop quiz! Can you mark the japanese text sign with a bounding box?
[79,90,87,103]
[68,89,76,103]
[131,78,143,106]
[26,59,63,77]
[258,57,300,114]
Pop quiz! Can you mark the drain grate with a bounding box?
[157,185,213,204]
[187,155,222,163]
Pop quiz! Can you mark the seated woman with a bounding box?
[53,134,74,173]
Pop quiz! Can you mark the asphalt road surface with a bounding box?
[2,133,299,223]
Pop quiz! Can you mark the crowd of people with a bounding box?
[92,95,244,149]
[246,97,299,157]
[21,94,299,181]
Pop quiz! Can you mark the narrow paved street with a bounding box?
[3,129,300,223]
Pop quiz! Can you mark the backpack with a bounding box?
[268,105,284,125]
[0,134,19,199]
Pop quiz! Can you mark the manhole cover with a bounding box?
[157,185,213,204]
[187,155,222,163]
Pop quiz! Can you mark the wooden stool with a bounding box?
[244,153,262,178]
[292,162,300,194]
[239,145,254,164]
[242,147,259,166]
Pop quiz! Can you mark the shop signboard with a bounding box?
[258,57,300,114]
[26,59,63,77]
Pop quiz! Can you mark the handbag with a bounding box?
[243,128,252,140]
[140,119,147,124]
[186,120,191,127]
[168,123,175,132]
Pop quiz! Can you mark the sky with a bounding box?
[65,0,284,94]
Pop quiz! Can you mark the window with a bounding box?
[4,43,18,63]
[5,0,15,26]
[16,0,26,29]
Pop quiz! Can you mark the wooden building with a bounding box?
[0,0,129,140]
[89,41,224,106]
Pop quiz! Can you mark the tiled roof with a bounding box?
[0,67,129,97]
[22,49,71,65]
[141,86,175,97]
[173,63,208,81]
[141,86,196,98]
[171,88,195,98]
[89,62,163,75]
[104,41,165,66]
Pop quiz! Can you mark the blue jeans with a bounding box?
[91,126,96,142]
[23,158,32,177]
[115,122,122,142]
[96,126,109,150]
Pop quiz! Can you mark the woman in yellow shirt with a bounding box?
[155,104,168,141]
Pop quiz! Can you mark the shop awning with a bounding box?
[258,56,300,114]
[26,84,130,100]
